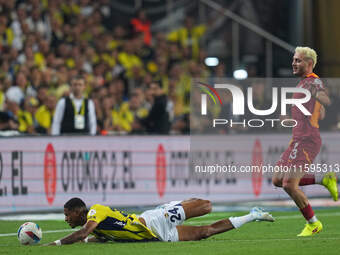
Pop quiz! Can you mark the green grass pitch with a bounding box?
[1,209,340,255]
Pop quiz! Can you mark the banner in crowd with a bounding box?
[0,134,338,213]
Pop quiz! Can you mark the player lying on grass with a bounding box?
[45,197,274,245]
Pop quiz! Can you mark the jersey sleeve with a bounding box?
[312,78,325,91]
[87,204,108,224]
[303,77,325,95]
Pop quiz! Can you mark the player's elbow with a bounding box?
[322,97,331,107]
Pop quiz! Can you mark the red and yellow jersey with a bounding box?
[291,73,324,141]
[87,204,158,242]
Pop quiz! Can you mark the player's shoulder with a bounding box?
[87,204,112,219]
[88,204,108,214]
[303,74,325,88]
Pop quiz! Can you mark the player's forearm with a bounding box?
[49,229,88,246]
[62,229,89,244]
[319,105,326,120]
[315,92,331,106]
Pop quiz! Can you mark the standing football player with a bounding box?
[272,47,338,236]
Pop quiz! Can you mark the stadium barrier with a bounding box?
[0,133,338,214]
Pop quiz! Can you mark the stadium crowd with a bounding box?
[0,0,210,135]
[0,0,339,135]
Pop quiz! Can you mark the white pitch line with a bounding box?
[0,229,75,237]
[277,211,340,219]
[208,237,340,242]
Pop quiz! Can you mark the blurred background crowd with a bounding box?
[0,0,339,135]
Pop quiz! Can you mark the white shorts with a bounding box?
[140,201,186,242]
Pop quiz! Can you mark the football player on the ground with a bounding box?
[44,197,274,245]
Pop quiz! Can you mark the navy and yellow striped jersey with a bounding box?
[87,204,158,242]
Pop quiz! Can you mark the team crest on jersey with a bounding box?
[313,78,323,88]
[88,209,96,216]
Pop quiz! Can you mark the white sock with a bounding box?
[229,214,254,229]
[308,216,318,223]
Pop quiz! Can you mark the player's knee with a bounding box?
[201,199,212,214]
[272,177,282,187]
[282,182,298,194]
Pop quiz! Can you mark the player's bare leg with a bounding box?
[277,168,314,212]
[272,171,284,187]
[282,170,308,209]
[276,168,323,236]
[176,219,234,241]
[274,171,338,201]
[176,207,274,241]
[180,198,212,220]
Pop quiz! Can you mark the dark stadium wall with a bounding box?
[306,0,340,76]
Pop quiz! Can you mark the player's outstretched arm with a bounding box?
[44,220,98,246]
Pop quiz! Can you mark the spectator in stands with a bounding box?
[100,95,114,132]
[140,81,170,134]
[36,85,49,106]
[26,67,42,98]
[22,96,39,134]
[26,8,51,40]
[35,93,57,134]
[10,4,27,50]
[130,9,151,46]
[118,88,148,133]
[0,15,14,48]
[167,78,185,118]
[0,0,308,136]
[97,0,113,30]
[167,16,206,59]
[0,79,5,111]
[0,111,18,131]
[118,40,143,80]
[52,76,96,135]
[5,88,34,134]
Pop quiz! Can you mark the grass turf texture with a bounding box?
[1,209,340,255]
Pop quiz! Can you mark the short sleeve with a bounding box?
[87,204,108,224]
[313,78,325,91]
